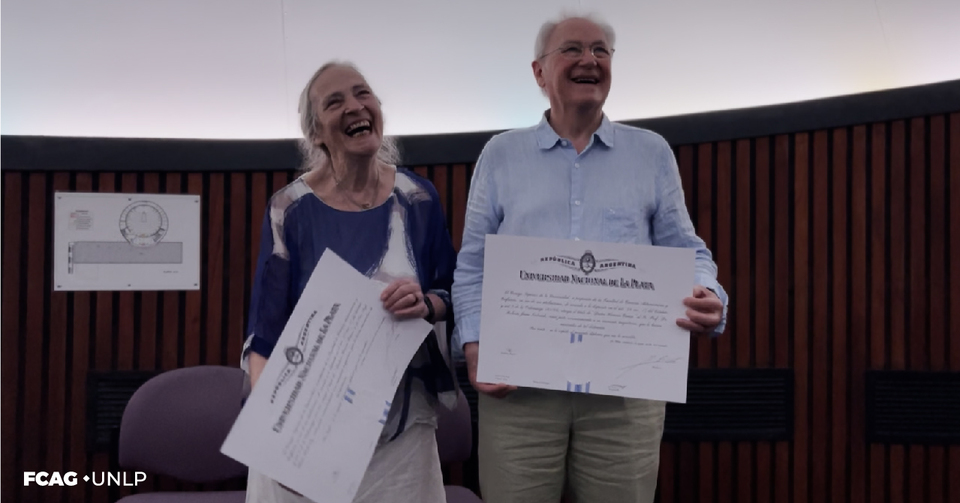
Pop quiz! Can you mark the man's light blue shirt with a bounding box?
[452,113,728,355]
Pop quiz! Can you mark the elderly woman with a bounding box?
[241,61,456,503]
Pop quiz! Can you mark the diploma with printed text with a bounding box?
[221,250,433,503]
[477,234,695,403]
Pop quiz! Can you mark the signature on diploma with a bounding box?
[616,355,683,377]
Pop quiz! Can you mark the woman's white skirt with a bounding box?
[244,422,446,503]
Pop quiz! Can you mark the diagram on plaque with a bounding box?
[55,192,201,291]
[121,200,169,246]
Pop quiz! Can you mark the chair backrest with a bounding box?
[118,365,248,483]
[435,388,473,464]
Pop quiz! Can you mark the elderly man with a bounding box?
[451,13,728,503]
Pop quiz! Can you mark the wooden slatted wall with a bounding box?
[2,113,958,503]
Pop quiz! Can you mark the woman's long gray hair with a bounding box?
[296,61,401,172]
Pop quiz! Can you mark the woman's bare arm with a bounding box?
[248,352,267,389]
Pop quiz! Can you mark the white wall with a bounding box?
[2,0,958,139]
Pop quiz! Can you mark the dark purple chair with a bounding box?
[115,365,247,503]
[436,389,483,503]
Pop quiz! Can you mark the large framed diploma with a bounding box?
[477,234,695,403]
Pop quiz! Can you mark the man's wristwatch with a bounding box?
[423,294,436,324]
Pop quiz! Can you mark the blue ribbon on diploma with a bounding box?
[379,401,391,425]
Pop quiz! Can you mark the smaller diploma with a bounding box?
[221,250,433,503]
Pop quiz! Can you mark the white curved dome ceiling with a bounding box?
[2,0,958,139]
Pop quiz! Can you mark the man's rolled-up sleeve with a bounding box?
[452,145,503,357]
[650,140,729,336]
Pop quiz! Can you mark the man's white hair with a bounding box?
[533,12,616,60]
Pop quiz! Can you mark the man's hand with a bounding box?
[676,285,723,335]
[381,278,428,320]
[464,342,516,398]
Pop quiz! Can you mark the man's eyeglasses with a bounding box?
[539,44,615,60]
